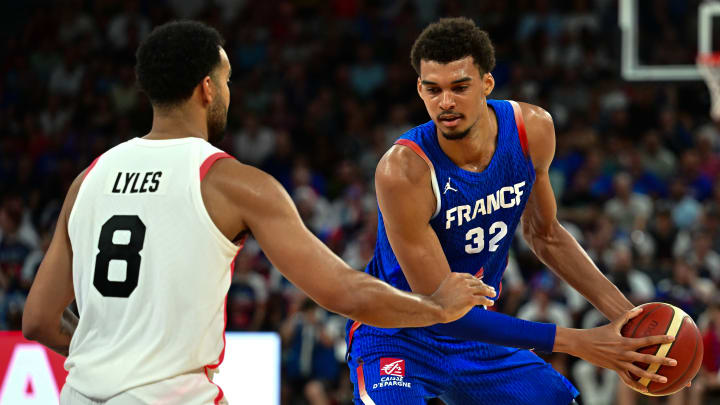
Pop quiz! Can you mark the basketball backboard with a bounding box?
[620,0,720,81]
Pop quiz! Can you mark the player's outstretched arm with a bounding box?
[207,159,494,327]
[516,103,680,390]
[22,171,82,356]
[517,102,634,322]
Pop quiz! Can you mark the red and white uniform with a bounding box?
[64,137,239,404]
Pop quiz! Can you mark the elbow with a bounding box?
[21,311,42,341]
[315,287,357,319]
[523,218,561,245]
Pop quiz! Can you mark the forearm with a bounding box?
[525,222,633,321]
[342,269,444,328]
[428,306,557,352]
[30,308,78,357]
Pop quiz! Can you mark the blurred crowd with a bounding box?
[1,1,720,404]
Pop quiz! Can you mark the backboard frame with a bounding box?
[619,0,720,81]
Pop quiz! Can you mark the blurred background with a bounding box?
[1,0,720,404]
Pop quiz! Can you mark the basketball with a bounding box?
[620,302,704,396]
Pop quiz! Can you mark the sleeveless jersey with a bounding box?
[66,137,240,401]
[351,99,535,337]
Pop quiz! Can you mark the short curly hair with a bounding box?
[135,21,225,107]
[410,17,495,76]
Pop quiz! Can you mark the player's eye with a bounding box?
[454,86,468,93]
[427,87,441,94]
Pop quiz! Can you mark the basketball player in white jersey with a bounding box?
[21,21,495,405]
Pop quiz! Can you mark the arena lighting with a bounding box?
[0,332,280,405]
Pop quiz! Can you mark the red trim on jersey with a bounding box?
[203,243,245,404]
[357,361,374,405]
[509,101,529,157]
[347,320,362,352]
[394,139,435,171]
[83,155,102,180]
[204,368,225,405]
[200,152,233,181]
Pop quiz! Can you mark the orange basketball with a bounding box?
[620,302,703,396]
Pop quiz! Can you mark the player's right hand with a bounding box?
[564,307,678,393]
[431,273,496,323]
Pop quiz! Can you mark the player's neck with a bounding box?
[145,105,209,142]
[436,104,498,172]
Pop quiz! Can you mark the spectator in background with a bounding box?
[641,130,676,180]
[604,172,652,234]
[226,249,268,331]
[39,94,73,135]
[606,243,655,306]
[107,0,150,51]
[281,298,342,405]
[647,206,680,277]
[656,259,714,319]
[696,130,720,180]
[350,43,386,98]
[232,113,276,166]
[685,229,720,283]
[701,300,720,396]
[48,46,85,97]
[679,149,714,201]
[0,197,34,292]
[666,177,702,230]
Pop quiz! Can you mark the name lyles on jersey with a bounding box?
[106,171,169,195]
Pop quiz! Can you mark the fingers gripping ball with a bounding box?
[620,302,703,396]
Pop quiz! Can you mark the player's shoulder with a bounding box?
[376,142,431,192]
[513,101,556,169]
[514,101,554,136]
[203,157,286,206]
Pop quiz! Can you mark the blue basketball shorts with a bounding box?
[347,326,579,405]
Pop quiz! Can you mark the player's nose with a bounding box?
[439,91,455,110]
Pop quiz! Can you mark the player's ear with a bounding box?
[416,77,423,98]
[482,73,495,96]
[200,75,214,105]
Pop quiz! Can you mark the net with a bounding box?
[697,52,720,121]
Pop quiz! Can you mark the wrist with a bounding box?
[425,296,446,323]
[553,327,579,355]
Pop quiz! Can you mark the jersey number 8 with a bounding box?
[93,215,146,298]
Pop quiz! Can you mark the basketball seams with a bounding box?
[653,317,696,395]
[638,306,683,388]
[628,304,663,338]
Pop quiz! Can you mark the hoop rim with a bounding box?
[697,52,720,66]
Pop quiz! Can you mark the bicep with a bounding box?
[376,154,452,295]
[519,102,559,236]
[521,169,558,235]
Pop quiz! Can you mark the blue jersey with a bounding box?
[345,100,579,405]
[354,99,535,335]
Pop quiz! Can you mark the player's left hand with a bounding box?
[431,273,496,323]
[562,308,677,394]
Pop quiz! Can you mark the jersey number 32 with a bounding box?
[465,221,508,254]
[93,215,146,298]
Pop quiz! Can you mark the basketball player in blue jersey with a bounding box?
[346,18,678,404]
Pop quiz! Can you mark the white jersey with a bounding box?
[66,137,239,402]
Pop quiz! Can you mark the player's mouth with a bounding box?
[438,114,463,128]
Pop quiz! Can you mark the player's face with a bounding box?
[417,56,494,140]
[207,47,231,146]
